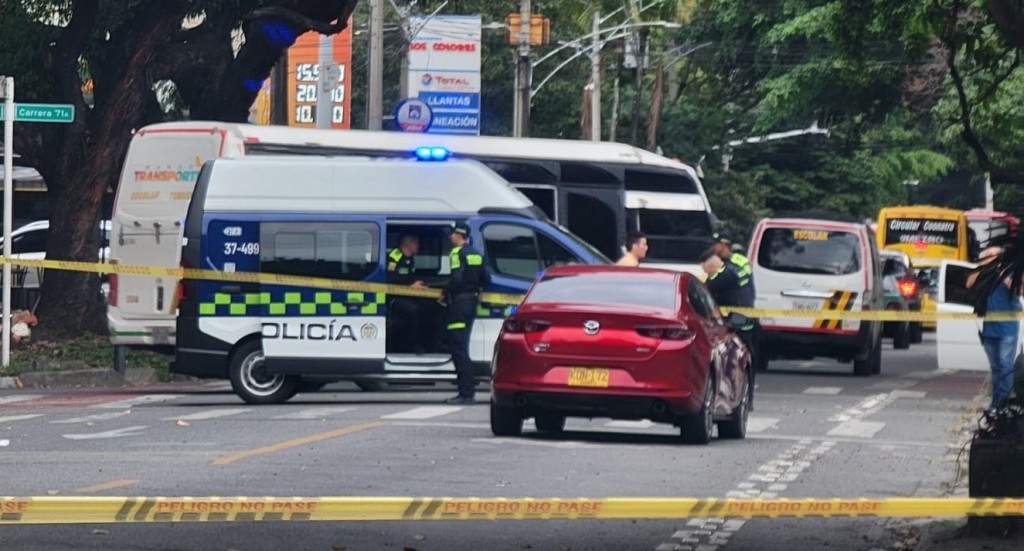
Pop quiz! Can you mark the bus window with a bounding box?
[876,206,968,267]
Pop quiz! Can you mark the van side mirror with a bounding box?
[725,311,749,331]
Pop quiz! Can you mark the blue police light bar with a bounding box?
[414,146,450,161]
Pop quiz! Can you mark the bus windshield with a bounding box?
[876,206,968,267]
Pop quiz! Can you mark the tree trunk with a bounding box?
[610,58,622,142]
[646,55,664,152]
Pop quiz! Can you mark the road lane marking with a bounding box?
[212,422,385,466]
[52,412,131,424]
[381,406,462,420]
[273,407,355,420]
[604,420,656,429]
[745,416,780,433]
[0,413,45,423]
[160,408,251,421]
[827,420,886,439]
[62,426,148,440]
[75,479,139,493]
[803,386,842,395]
[890,390,928,399]
[90,394,185,409]
[0,395,43,405]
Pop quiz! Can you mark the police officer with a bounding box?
[712,231,755,297]
[386,235,428,353]
[700,248,758,376]
[441,223,490,404]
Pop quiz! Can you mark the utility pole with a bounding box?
[2,76,13,367]
[513,0,531,137]
[589,10,601,142]
[368,0,384,130]
[315,33,332,129]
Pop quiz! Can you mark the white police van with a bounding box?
[173,153,611,403]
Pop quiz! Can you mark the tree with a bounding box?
[0,0,359,337]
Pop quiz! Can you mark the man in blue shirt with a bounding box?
[968,246,1021,412]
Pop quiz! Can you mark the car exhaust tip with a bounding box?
[514,395,528,407]
[651,400,668,414]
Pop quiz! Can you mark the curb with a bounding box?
[9,367,170,389]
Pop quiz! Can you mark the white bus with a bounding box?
[107,122,716,349]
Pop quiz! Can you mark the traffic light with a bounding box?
[505,14,550,46]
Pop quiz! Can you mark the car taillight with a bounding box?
[897,279,917,298]
[107,260,118,306]
[636,325,694,340]
[503,319,551,333]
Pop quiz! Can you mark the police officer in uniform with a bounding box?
[712,231,755,297]
[700,248,759,379]
[386,235,428,353]
[441,223,490,404]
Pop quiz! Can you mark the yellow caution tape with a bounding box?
[2,256,1019,320]
[0,256,523,307]
[2,496,1024,523]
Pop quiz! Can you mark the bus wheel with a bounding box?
[229,340,298,404]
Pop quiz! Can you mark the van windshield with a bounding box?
[759,228,861,275]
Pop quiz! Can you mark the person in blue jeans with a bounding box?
[968,246,1021,412]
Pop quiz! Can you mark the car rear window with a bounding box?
[527,273,677,309]
[758,227,862,275]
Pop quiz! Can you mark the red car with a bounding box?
[490,265,753,444]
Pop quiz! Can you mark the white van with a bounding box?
[174,156,611,403]
[107,122,715,350]
[748,216,885,375]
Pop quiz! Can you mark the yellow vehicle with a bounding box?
[876,206,970,329]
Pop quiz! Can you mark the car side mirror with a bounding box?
[725,311,748,331]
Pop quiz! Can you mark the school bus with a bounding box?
[876,206,970,267]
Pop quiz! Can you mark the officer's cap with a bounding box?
[451,222,471,236]
[712,230,733,245]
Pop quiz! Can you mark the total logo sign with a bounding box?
[417,72,479,93]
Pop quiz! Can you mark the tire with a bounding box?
[680,374,715,445]
[355,380,388,392]
[718,369,751,440]
[490,401,523,437]
[854,336,882,377]
[910,322,924,344]
[893,322,911,350]
[229,340,299,404]
[534,414,566,434]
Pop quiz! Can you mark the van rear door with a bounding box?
[753,223,868,334]
[935,260,990,371]
[110,129,225,325]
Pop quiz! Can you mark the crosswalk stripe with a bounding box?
[160,408,251,421]
[0,413,45,423]
[803,387,842,395]
[273,407,355,420]
[0,394,44,405]
[746,417,781,433]
[381,406,462,420]
[827,420,886,439]
[604,420,656,429]
[90,394,185,409]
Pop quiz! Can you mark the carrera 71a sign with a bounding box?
[0,103,75,123]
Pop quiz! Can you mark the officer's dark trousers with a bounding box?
[737,323,759,406]
[389,298,420,352]
[446,293,479,397]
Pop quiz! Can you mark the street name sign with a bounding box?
[0,103,75,123]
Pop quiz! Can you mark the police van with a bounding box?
[173,154,611,403]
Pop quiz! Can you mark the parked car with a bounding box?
[748,215,885,376]
[879,249,923,348]
[490,265,753,445]
[0,219,111,289]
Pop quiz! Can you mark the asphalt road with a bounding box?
[0,334,988,551]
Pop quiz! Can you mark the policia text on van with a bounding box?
[172,156,610,404]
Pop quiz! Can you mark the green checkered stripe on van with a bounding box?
[476,302,516,319]
[199,291,386,317]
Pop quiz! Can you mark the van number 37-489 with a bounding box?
[224,242,261,255]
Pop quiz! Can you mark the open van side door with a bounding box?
[936,260,987,371]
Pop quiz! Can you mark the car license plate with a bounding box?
[567,367,609,388]
[792,299,822,312]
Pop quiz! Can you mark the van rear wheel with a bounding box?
[853,336,881,377]
[229,340,299,404]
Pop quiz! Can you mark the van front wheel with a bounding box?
[229,340,298,404]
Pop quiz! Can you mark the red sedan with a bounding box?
[490,265,753,444]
